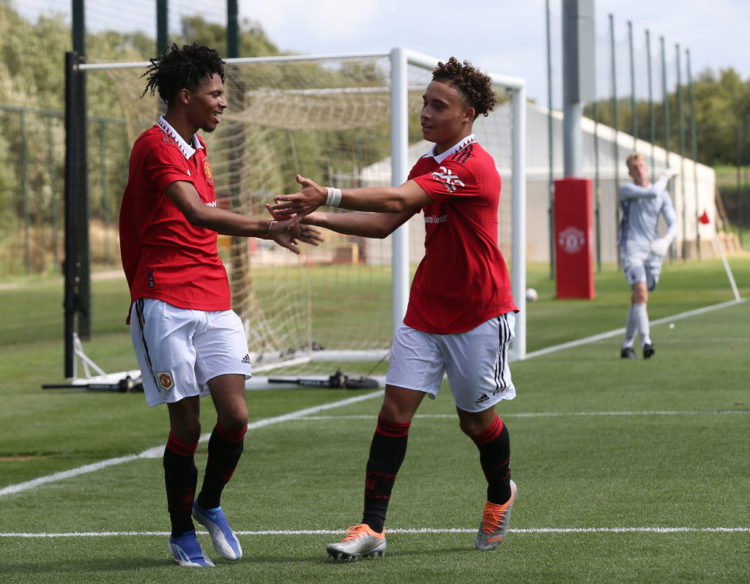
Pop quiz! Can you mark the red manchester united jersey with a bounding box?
[405,135,517,333]
[119,117,230,322]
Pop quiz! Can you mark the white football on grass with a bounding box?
[526,288,538,302]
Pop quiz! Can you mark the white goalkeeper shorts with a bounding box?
[129,298,253,407]
[386,312,517,413]
[620,246,663,291]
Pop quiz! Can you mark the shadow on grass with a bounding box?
[3,556,171,576]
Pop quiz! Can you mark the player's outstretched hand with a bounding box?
[270,216,323,254]
[300,211,326,227]
[265,202,292,222]
[660,168,679,181]
[270,175,328,217]
[265,202,324,249]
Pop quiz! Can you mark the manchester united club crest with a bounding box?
[156,371,175,391]
[558,226,586,254]
[204,159,214,185]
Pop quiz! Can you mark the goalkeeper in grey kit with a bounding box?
[618,152,677,359]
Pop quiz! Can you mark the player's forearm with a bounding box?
[618,182,660,200]
[335,186,415,213]
[168,180,274,237]
[663,209,678,241]
[305,210,410,238]
[272,176,429,217]
[186,204,277,238]
[619,172,672,201]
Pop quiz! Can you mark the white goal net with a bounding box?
[83,49,527,384]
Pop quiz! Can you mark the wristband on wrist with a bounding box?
[326,187,342,207]
[266,220,276,236]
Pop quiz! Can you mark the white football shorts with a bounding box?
[620,245,663,291]
[129,298,253,407]
[386,312,517,413]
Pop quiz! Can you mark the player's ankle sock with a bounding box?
[633,302,651,346]
[471,414,512,504]
[198,422,247,509]
[164,432,199,537]
[623,305,637,347]
[362,415,410,532]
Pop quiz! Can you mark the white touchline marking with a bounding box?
[0,455,142,498]
[296,409,749,420]
[2,298,745,498]
[0,390,384,497]
[1,527,748,538]
[524,298,746,359]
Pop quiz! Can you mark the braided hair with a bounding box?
[432,57,496,119]
[142,43,225,105]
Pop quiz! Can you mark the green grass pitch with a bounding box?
[1,257,748,583]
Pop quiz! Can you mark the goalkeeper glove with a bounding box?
[649,237,671,256]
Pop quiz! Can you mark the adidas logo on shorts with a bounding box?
[241,353,251,364]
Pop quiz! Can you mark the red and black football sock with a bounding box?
[163,432,199,537]
[471,414,512,504]
[197,422,247,510]
[361,415,411,533]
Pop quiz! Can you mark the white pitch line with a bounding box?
[0,390,383,497]
[0,454,142,498]
[296,409,749,420]
[525,298,746,359]
[1,527,748,538]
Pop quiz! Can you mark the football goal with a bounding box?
[66,48,527,384]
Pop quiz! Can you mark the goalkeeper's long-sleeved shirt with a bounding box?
[617,174,678,252]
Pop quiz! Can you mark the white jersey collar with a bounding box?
[424,134,476,164]
[157,116,203,159]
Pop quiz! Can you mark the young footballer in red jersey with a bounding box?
[270,57,518,560]
[119,43,321,567]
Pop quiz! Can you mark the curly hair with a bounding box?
[141,43,225,105]
[432,57,496,119]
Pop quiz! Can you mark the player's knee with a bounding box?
[229,414,249,431]
[218,407,248,432]
[378,400,413,425]
[379,404,406,424]
[379,386,422,424]
[631,282,648,304]
[459,418,480,437]
[171,420,201,443]
[458,411,492,437]
[168,401,202,442]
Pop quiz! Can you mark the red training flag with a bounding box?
[698,210,710,225]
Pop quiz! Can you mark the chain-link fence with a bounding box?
[0,104,129,276]
[0,0,238,278]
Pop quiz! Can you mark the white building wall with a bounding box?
[358,102,717,265]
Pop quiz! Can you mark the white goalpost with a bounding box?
[74,48,527,388]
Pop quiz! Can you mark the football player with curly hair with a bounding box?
[271,57,518,559]
[120,43,321,567]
